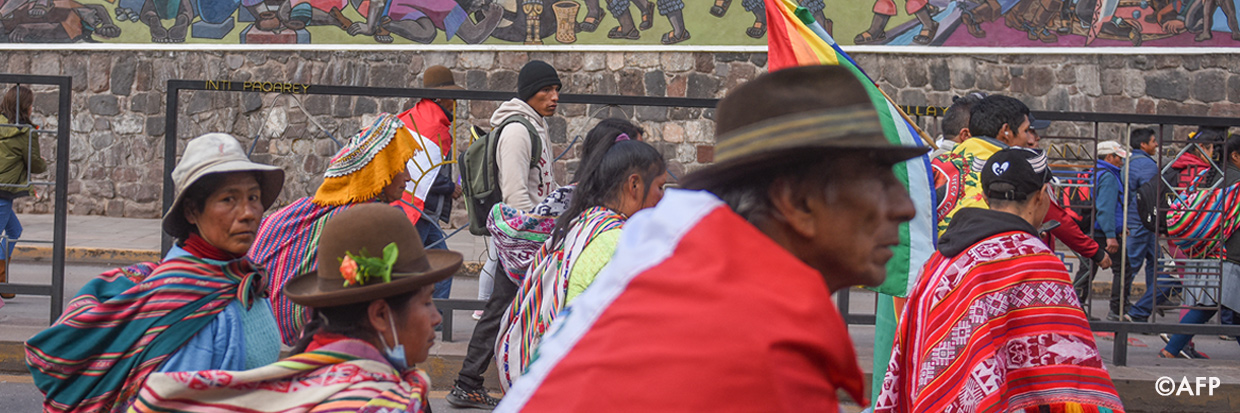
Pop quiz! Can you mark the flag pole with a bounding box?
[876,86,938,150]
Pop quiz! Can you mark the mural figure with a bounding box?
[603,0,651,40]
[960,0,1002,37]
[0,0,120,41]
[577,0,600,31]
[709,0,831,38]
[1197,0,1240,40]
[139,0,193,41]
[1006,0,1065,42]
[855,0,941,45]
[376,0,502,43]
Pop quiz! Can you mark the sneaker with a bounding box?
[1184,342,1211,359]
[472,310,484,320]
[1105,312,1132,322]
[446,385,500,409]
[1221,335,1236,341]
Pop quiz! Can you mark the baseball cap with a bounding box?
[1027,113,1051,130]
[1097,141,1129,158]
[981,147,1053,201]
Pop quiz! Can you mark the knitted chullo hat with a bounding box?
[313,113,420,206]
[517,60,561,102]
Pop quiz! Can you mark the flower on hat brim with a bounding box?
[339,242,400,287]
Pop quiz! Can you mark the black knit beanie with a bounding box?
[518,60,561,102]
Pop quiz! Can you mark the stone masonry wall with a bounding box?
[0,51,1237,220]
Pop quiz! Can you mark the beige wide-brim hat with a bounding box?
[283,203,462,308]
[162,133,285,239]
[679,65,928,190]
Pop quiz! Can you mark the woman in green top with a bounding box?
[0,85,46,299]
[495,125,667,390]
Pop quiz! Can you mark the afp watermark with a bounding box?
[1156,376,1221,397]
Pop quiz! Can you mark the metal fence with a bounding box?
[162,81,1240,362]
[0,74,71,322]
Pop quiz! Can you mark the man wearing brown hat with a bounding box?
[496,66,923,411]
[395,65,465,304]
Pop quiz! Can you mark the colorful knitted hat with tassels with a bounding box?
[313,113,420,206]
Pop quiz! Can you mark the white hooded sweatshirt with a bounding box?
[491,98,558,211]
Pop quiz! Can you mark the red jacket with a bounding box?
[1042,201,1106,264]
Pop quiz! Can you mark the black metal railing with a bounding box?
[0,74,71,322]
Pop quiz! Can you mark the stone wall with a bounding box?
[1,50,1238,220]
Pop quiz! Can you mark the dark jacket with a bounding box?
[939,207,1040,258]
[0,114,46,200]
[425,164,454,223]
[1126,149,1159,230]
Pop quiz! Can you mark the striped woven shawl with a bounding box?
[249,197,355,345]
[25,257,264,413]
[129,338,430,413]
[495,206,624,390]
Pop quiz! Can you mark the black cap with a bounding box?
[1028,114,1051,130]
[518,60,561,102]
[981,147,1053,201]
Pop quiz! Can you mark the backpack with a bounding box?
[1134,167,1176,233]
[459,116,542,236]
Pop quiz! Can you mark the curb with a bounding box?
[11,246,161,265]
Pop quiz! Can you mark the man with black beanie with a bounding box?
[447,59,562,409]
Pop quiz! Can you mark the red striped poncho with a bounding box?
[875,229,1125,413]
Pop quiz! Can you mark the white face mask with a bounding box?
[378,312,409,371]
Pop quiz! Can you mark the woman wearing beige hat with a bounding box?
[129,203,463,413]
[26,133,285,413]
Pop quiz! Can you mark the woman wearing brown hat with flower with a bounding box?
[26,133,285,413]
[129,203,463,413]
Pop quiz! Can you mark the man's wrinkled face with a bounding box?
[801,158,916,290]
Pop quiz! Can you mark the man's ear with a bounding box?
[955,128,972,142]
[767,178,816,239]
[997,123,1012,140]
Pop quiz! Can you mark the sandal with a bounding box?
[913,21,938,45]
[745,21,765,39]
[962,13,985,38]
[853,29,886,44]
[661,29,690,45]
[607,25,639,40]
[638,1,654,30]
[577,13,602,33]
[710,0,731,17]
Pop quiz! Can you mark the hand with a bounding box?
[1162,19,1186,34]
[1098,254,1113,269]
[452,184,463,200]
[1106,238,1119,254]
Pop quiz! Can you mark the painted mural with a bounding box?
[2,0,1239,46]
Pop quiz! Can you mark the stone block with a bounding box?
[1100,69,1123,96]
[695,53,715,73]
[185,91,212,114]
[302,95,330,116]
[686,73,720,99]
[606,53,625,71]
[466,70,488,90]
[192,18,235,39]
[64,54,88,92]
[1230,75,1240,104]
[904,62,928,88]
[1045,88,1069,111]
[667,74,688,97]
[553,53,583,72]
[897,89,927,107]
[724,63,756,92]
[948,57,975,90]
[636,106,667,122]
[243,93,263,113]
[146,117,165,136]
[1191,70,1227,103]
[714,53,748,63]
[750,53,767,68]
[582,53,605,71]
[660,53,694,72]
[89,54,112,93]
[882,64,906,88]
[332,96,353,118]
[619,70,644,96]
[370,64,408,88]
[1076,65,1101,97]
[89,94,120,116]
[113,114,144,135]
[547,116,567,144]
[668,106,699,121]
[31,53,61,80]
[488,70,518,91]
[929,60,950,91]
[1023,67,1055,96]
[643,70,666,97]
[460,52,496,70]
[1145,70,1189,101]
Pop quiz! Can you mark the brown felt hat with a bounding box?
[423,65,463,90]
[283,203,462,308]
[679,65,928,190]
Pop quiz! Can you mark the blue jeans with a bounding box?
[1164,309,1217,354]
[416,217,452,300]
[1127,227,1179,319]
[0,199,22,260]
